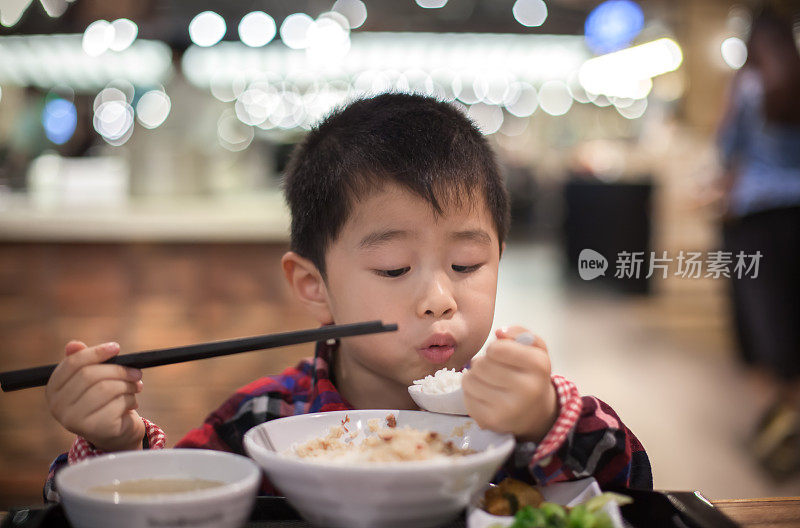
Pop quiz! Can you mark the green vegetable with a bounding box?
[584,492,633,513]
[567,504,593,528]
[539,502,567,521]
[491,489,630,528]
[540,502,568,528]
[593,515,615,528]
[504,500,619,528]
[510,506,547,527]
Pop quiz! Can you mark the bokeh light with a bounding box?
[567,72,592,103]
[218,109,254,151]
[415,0,448,8]
[238,11,276,48]
[468,103,503,135]
[210,72,236,102]
[453,71,482,105]
[578,38,681,98]
[538,80,573,116]
[726,6,752,36]
[584,0,644,54]
[513,0,548,28]
[721,37,747,69]
[94,100,135,145]
[332,0,368,29]
[404,69,434,95]
[616,97,647,119]
[590,93,612,107]
[280,13,314,49]
[499,113,529,137]
[504,82,539,117]
[210,72,249,103]
[82,20,114,57]
[430,69,457,101]
[180,32,605,128]
[611,96,635,108]
[107,79,135,103]
[306,13,351,63]
[272,90,306,130]
[476,70,512,105]
[136,89,171,129]
[42,98,77,145]
[93,87,127,112]
[92,83,136,144]
[189,11,226,47]
[354,70,393,95]
[110,19,138,52]
[235,84,276,127]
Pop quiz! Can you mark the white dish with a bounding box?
[467,477,625,528]
[55,449,260,528]
[408,384,468,415]
[243,409,515,528]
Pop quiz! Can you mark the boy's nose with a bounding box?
[418,274,457,319]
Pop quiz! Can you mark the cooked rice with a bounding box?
[412,368,464,394]
[286,413,475,463]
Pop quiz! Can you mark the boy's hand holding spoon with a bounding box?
[463,326,559,442]
[410,326,559,442]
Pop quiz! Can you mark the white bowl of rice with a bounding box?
[243,409,515,528]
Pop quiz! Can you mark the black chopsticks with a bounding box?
[0,321,397,392]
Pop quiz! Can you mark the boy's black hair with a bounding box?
[283,92,510,276]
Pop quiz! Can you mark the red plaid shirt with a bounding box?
[45,340,651,501]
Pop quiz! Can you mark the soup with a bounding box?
[89,478,225,499]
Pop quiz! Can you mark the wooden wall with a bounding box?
[0,242,315,508]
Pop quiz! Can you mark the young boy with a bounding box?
[43,93,651,501]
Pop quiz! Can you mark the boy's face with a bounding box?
[323,184,501,389]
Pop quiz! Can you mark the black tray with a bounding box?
[2,490,741,528]
[0,497,467,528]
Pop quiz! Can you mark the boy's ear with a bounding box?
[281,251,334,325]
[500,241,506,258]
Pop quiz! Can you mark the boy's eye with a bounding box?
[452,264,483,273]
[375,267,410,278]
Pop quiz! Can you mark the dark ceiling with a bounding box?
[2,0,597,48]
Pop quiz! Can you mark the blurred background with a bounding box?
[1,0,799,509]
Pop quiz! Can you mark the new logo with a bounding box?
[578,249,608,280]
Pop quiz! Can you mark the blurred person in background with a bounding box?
[717,7,800,478]
[0,87,47,190]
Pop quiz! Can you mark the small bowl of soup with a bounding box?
[55,449,260,528]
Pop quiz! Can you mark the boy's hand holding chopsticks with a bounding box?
[0,322,397,454]
[45,341,146,453]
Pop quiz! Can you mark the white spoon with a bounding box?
[408,332,536,415]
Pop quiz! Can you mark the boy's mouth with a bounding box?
[418,333,456,364]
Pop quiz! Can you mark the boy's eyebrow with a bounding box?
[357,228,492,249]
[358,229,412,249]
[449,229,493,245]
